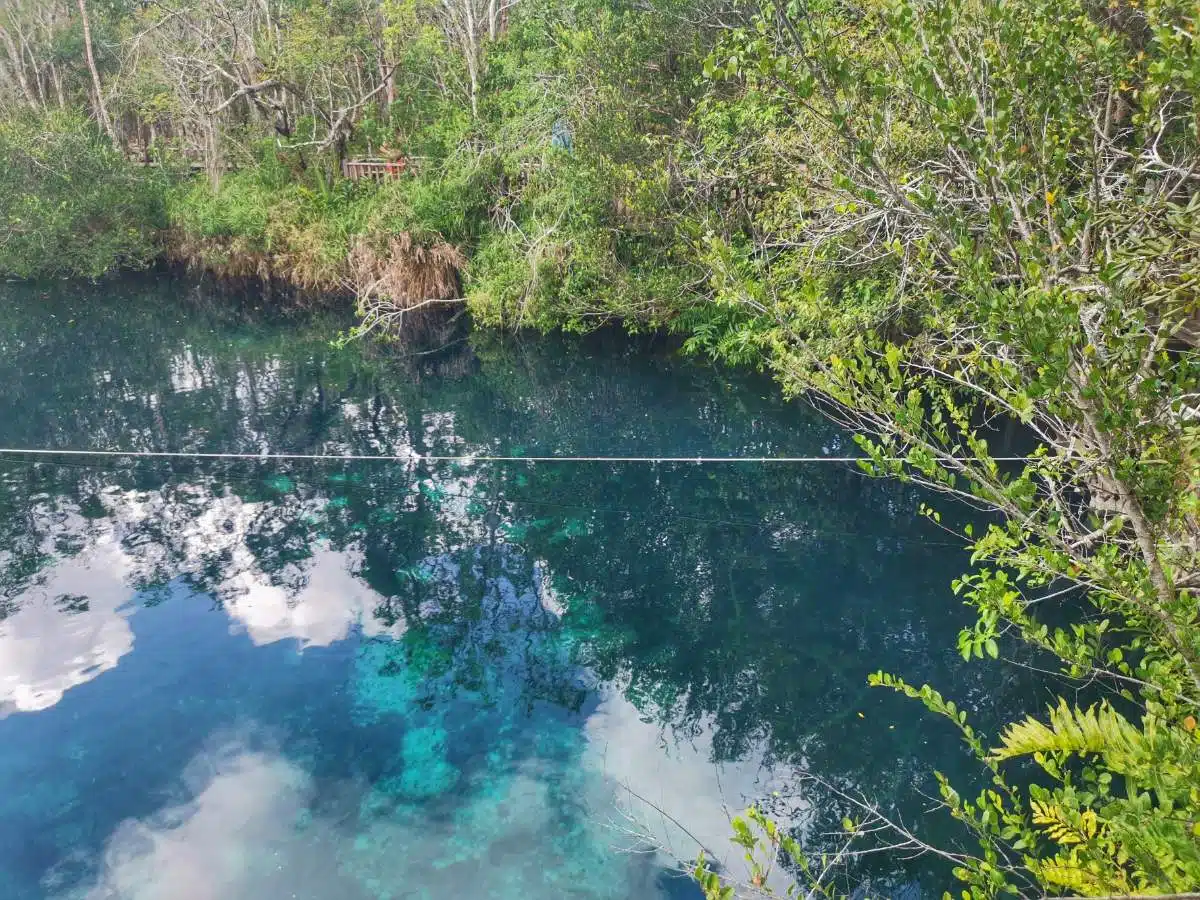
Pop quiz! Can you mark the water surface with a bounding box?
[0,278,1037,899]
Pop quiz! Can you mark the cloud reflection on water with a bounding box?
[583,688,790,878]
[0,534,134,715]
[0,486,397,714]
[60,736,325,900]
[6,475,807,899]
[51,723,721,900]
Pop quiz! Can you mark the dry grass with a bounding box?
[165,229,277,282]
[164,228,466,336]
[348,232,463,304]
[347,232,466,340]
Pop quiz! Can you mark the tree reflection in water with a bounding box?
[0,279,1041,898]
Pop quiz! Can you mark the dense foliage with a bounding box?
[2,0,1200,896]
[686,0,1200,897]
[0,111,166,278]
[2,0,710,325]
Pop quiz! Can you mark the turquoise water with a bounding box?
[0,278,1038,899]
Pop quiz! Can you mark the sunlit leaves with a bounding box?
[686,0,1200,894]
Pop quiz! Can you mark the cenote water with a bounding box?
[0,277,1043,899]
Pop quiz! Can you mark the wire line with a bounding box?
[0,447,1038,464]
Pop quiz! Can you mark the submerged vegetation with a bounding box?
[2,0,1200,896]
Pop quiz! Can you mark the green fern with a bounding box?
[1032,859,1111,894]
[990,700,1144,762]
[1030,801,1098,846]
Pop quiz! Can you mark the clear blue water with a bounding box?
[0,278,1040,899]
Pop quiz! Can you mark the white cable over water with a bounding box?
[0,447,1036,464]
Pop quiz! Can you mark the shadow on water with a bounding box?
[0,278,1048,899]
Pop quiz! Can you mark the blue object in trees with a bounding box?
[550,118,573,152]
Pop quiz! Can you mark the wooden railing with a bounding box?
[132,157,410,181]
[132,159,211,172]
[342,158,407,180]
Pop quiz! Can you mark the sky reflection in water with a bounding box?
[0,279,1038,899]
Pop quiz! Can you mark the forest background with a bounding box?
[2,0,1200,895]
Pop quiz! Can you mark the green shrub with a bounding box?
[0,111,167,279]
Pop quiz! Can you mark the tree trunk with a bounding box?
[0,26,38,110]
[466,53,479,118]
[379,57,395,116]
[17,30,46,107]
[49,60,65,108]
[77,0,116,143]
[462,0,480,118]
[206,120,222,191]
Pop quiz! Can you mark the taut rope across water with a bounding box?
[0,448,1038,464]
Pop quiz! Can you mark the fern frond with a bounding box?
[1031,801,1099,845]
[990,699,1143,762]
[1033,859,1107,893]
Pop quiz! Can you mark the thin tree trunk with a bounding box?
[206,117,222,190]
[0,26,38,110]
[463,0,480,118]
[49,60,65,108]
[372,7,394,116]
[77,0,116,143]
[18,31,46,107]
[466,54,479,118]
[378,57,395,117]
